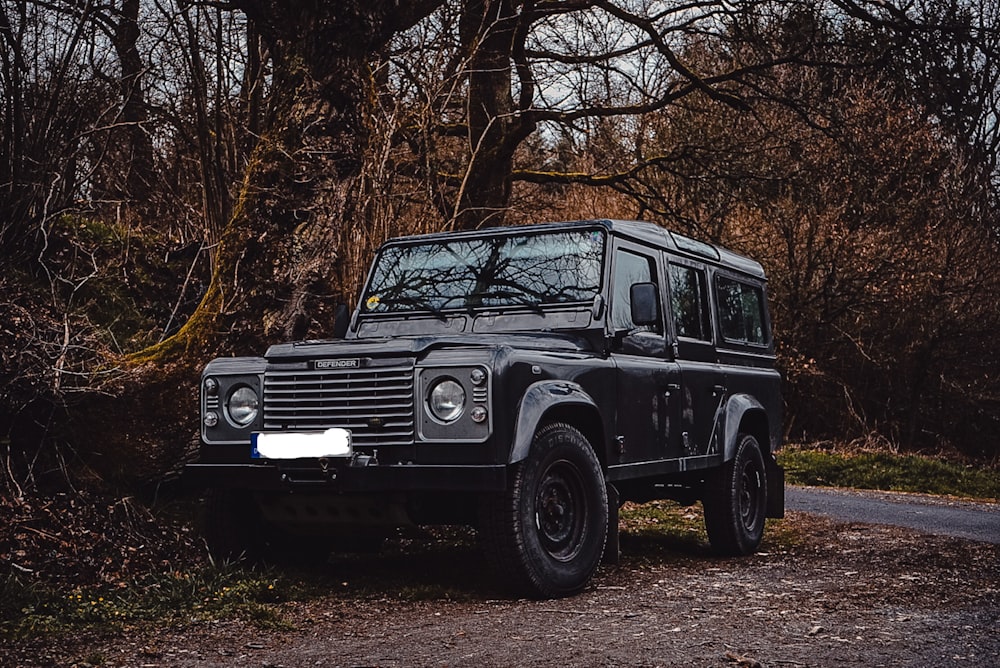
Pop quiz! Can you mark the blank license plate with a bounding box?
[252,428,352,459]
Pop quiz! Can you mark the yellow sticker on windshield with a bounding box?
[366,295,381,310]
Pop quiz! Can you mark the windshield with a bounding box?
[362,229,606,314]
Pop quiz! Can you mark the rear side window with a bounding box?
[668,264,711,341]
[716,277,768,345]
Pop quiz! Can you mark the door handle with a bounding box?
[713,384,727,396]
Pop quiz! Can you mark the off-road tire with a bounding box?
[703,433,768,556]
[480,422,608,598]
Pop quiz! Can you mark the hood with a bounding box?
[264,331,596,362]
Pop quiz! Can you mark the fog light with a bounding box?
[204,411,219,428]
[470,406,488,423]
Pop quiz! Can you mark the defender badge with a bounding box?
[314,358,360,370]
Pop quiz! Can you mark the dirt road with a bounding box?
[9,502,998,668]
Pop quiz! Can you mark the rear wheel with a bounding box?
[703,433,768,556]
[481,422,608,598]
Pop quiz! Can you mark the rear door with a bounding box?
[666,259,725,457]
[713,272,780,426]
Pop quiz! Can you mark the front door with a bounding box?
[608,242,683,463]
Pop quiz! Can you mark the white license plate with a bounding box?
[252,428,352,459]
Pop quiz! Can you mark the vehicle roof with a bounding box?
[382,219,766,280]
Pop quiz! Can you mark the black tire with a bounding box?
[703,433,768,556]
[480,422,608,598]
[204,488,265,564]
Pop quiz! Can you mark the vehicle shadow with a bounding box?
[618,528,714,562]
[290,523,718,601]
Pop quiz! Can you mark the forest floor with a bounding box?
[4,500,998,668]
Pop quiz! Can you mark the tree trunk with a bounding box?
[112,0,155,203]
[133,1,442,358]
[0,2,26,257]
[453,0,534,230]
[102,1,444,484]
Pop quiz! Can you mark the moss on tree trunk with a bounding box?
[99,2,445,486]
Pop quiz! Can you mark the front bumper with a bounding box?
[182,461,508,493]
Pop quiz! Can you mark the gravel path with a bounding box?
[786,485,999,544]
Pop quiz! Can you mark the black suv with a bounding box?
[185,219,783,598]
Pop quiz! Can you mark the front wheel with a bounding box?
[480,422,608,598]
[703,433,768,556]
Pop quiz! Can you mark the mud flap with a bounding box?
[603,482,620,565]
[766,457,785,519]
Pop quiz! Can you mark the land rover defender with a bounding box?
[185,219,784,598]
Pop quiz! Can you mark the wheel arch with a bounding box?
[719,393,785,519]
[509,381,605,467]
[721,394,771,462]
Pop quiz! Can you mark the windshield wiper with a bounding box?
[373,296,447,321]
[463,290,544,314]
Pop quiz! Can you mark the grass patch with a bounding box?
[780,447,1000,500]
[618,499,804,559]
[619,500,704,541]
[1,562,297,642]
[1,531,488,643]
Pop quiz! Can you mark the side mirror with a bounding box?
[629,282,660,327]
[332,303,350,339]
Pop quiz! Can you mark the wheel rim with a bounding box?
[738,457,764,532]
[534,458,587,562]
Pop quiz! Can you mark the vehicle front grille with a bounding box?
[263,364,415,447]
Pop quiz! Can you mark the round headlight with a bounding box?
[227,386,259,426]
[428,378,465,422]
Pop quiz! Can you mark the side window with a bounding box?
[668,263,711,341]
[716,276,768,345]
[611,249,661,333]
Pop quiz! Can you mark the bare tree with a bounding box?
[0,0,269,492]
[377,1,824,231]
[111,0,155,202]
[376,0,1000,454]
[129,0,445,359]
[3,0,998,495]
